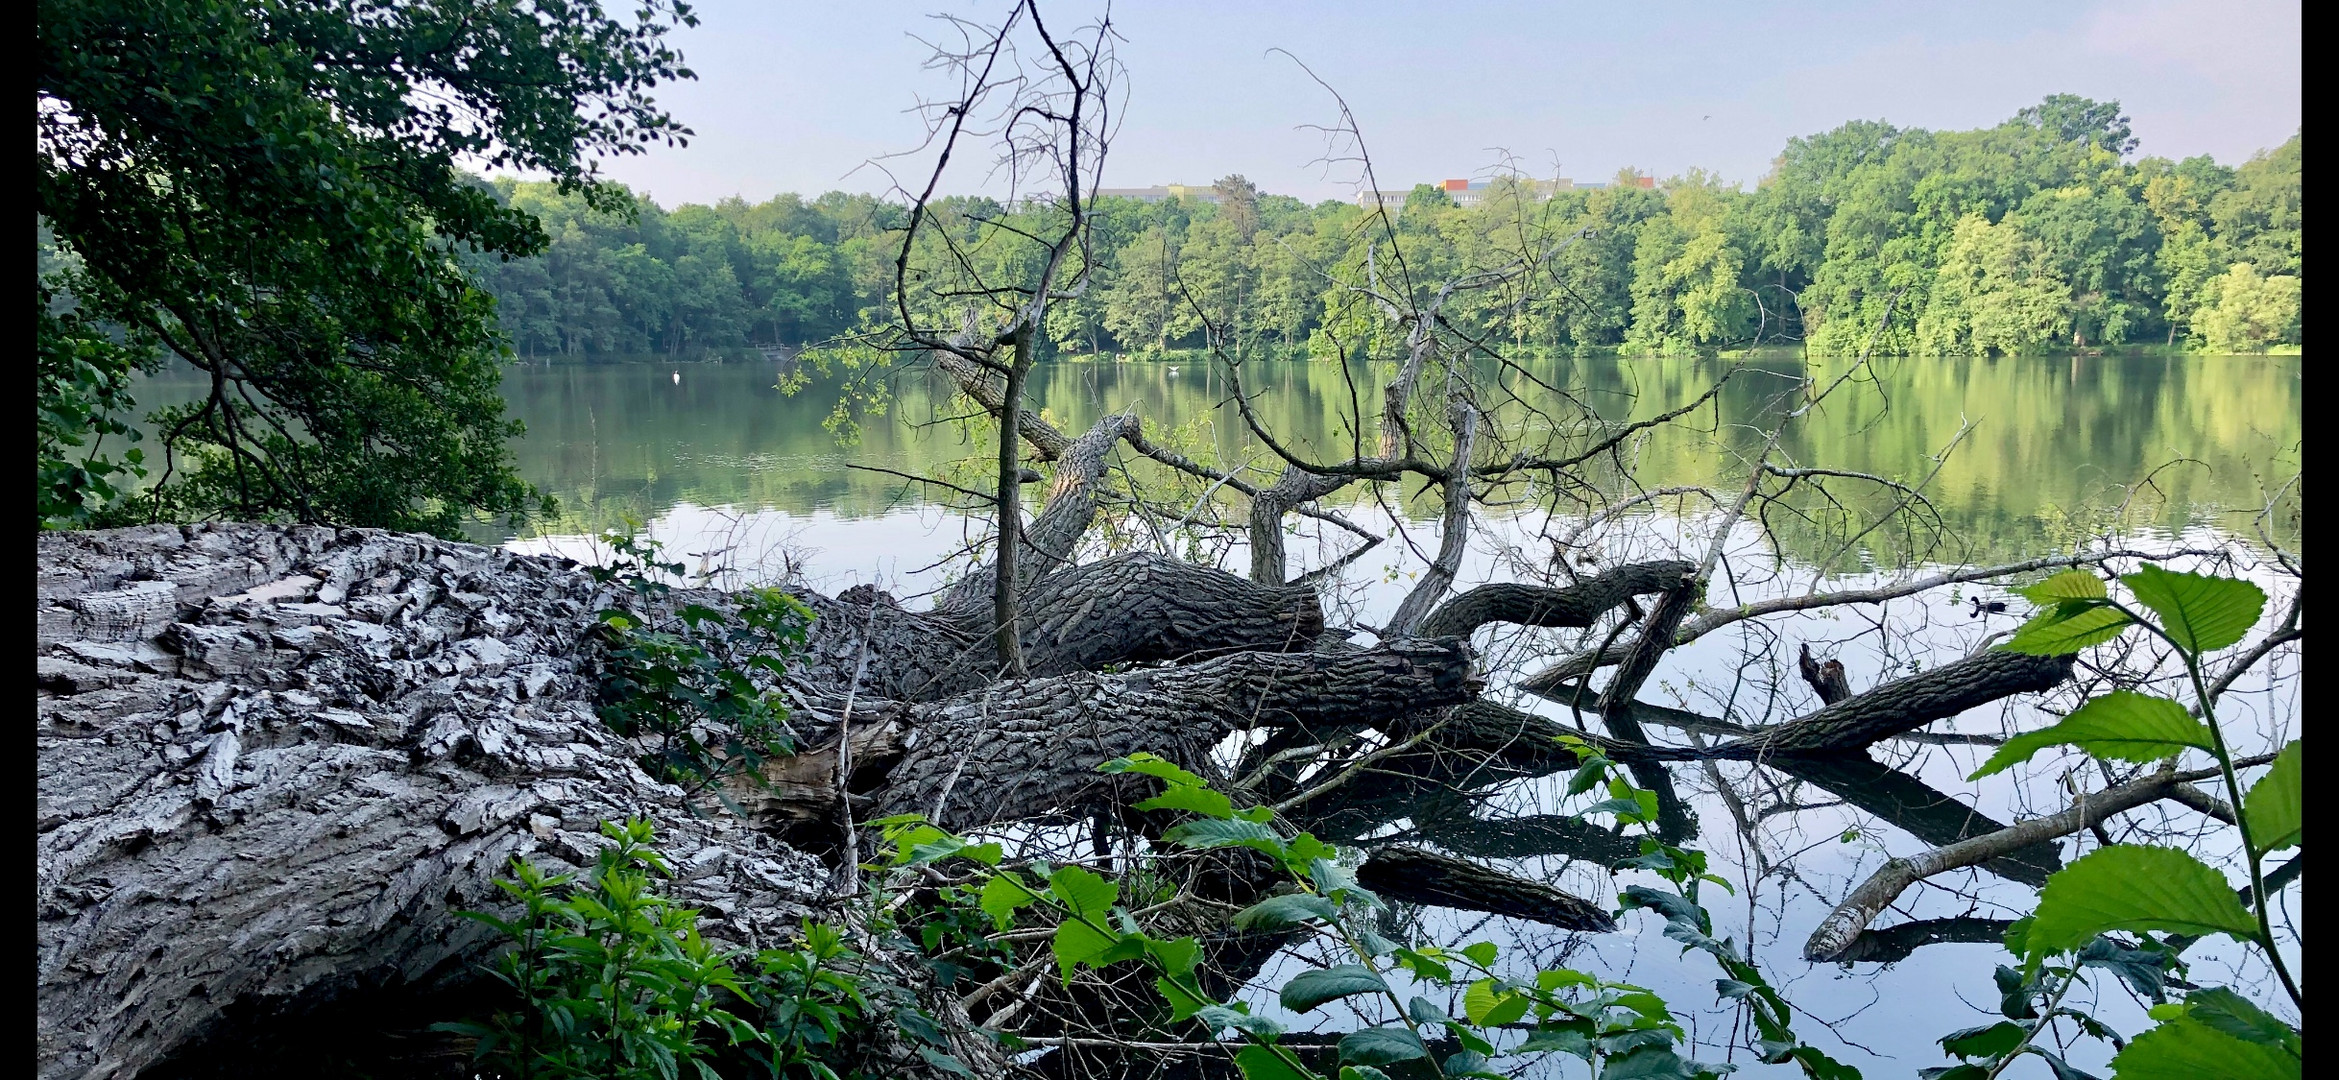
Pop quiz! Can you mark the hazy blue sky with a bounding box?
[565,0,2301,207]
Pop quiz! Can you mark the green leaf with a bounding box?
[1994,963,2039,1019]
[918,1046,975,1077]
[1460,942,1499,967]
[1580,796,1655,822]
[1100,752,1206,786]
[1940,1021,2027,1059]
[2109,1011,2300,1080]
[2026,846,2257,956]
[1483,993,1531,1028]
[1160,818,1287,857]
[1134,784,1236,820]
[2001,603,2135,655]
[1619,886,1711,935]
[2019,571,2107,605]
[1340,1069,1396,1080]
[2020,1047,2094,1080]
[2120,566,2266,654]
[1537,968,1597,992]
[1051,919,1119,983]
[1233,1044,1319,1080]
[1568,758,1610,796]
[1516,1026,1594,1057]
[1394,947,1453,982]
[1462,979,1508,1024]
[1788,1044,1864,1080]
[1598,1046,1696,1079]
[1441,1049,1493,1077]
[1046,865,1118,919]
[961,841,1003,866]
[2076,935,2181,1004]
[1967,691,2213,779]
[1145,935,1203,978]
[1612,991,1675,1023]
[978,874,1037,930]
[1339,1026,1430,1066]
[1196,1004,1288,1039]
[1154,974,1210,1022]
[2243,741,2301,854]
[1282,965,1392,1012]
[2179,988,2302,1055]
[1233,893,1340,932]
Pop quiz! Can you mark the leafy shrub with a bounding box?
[869,749,1859,1080]
[447,818,764,1079]
[1926,567,2302,1078]
[449,819,960,1080]
[584,529,814,805]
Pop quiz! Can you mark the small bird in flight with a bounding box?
[1702,115,1712,121]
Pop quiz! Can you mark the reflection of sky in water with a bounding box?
[108,355,2299,1069]
[511,490,2299,1074]
[484,357,2298,1072]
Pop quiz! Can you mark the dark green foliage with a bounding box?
[36,278,154,528]
[449,819,943,1080]
[1942,568,2303,1078]
[472,184,909,355]
[37,0,697,534]
[448,819,760,1079]
[471,102,2300,366]
[585,531,814,806]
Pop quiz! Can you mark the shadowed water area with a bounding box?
[129,352,2305,1074]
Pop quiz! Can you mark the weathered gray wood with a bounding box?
[31,525,993,1080]
[1357,845,1615,932]
[1736,650,2074,755]
[864,639,1478,834]
[792,552,1325,702]
[1416,560,1696,640]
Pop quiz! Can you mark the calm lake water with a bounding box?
[488,353,2301,581]
[133,352,2306,1074]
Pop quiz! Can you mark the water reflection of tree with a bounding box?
[822,51,2304,1074]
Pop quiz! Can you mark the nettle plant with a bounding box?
[585,529,815,805]
[874,751,1862,1080]
[450,818,966,1080]
[1926,567,2301,1079]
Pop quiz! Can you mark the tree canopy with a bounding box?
[37,0,700,533]
[469,99,2300,364]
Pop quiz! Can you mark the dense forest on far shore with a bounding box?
[472,96,2301,360]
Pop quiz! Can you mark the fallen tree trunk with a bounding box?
[742,639,1479,837]
[1730,650,2075,755]
[1802,763,2240,962]
[797,552,1327,702]
[1762,752,2061,886]
[36,525,852,1080]
[1357,845,1615,932]
[931,411,1141,618]
[1416,560,1695,640]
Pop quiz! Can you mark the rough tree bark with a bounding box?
[734,639,1478,837]
[1248,463,1355,586]
[1733,650,2074,756]
[1415,560,1695,640]
[33,525,1439,1079]
[36,526,850,1080]
[1357,846,1615,931]
[1383,398,1478,638]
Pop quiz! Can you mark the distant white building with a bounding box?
[1355,175,1611,214]
[1094,183,1222,204]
